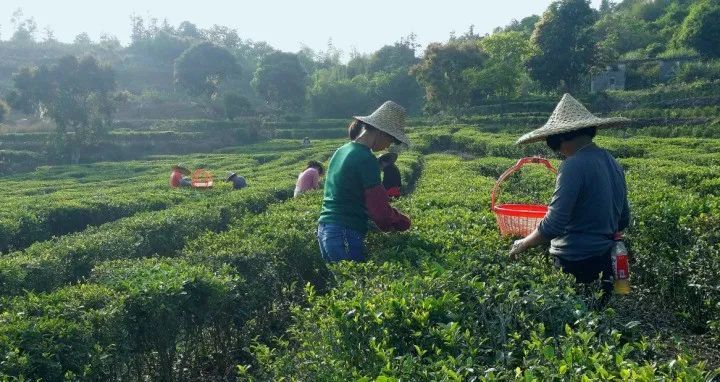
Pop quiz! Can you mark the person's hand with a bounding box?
[509,239,526,260]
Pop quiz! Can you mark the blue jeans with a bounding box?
[317,223,366,262]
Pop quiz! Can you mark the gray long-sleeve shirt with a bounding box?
[538,144,630,261]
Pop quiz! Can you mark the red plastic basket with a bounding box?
[191,169,214,189]
[491,157,557,237]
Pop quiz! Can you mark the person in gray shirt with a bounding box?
[509,94,630,302]
[226,172,247,190]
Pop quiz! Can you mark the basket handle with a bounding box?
[491,157,557,210]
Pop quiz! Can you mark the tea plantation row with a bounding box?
[0,130,718,380]
[0,149,424,380]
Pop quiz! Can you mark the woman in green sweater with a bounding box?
[318,101,412,262]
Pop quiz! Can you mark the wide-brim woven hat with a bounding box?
[516,93,629,145]
[172,164,190,175]
[354,101,411,147]
[226,172,237,181]
[378,152,398,164]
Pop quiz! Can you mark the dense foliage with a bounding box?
[0,1,717,380]
[0,129,718,380]
[6,55,117,162]
[1,0,718,123]
[527,0,598,92]
[173,42,240,97]
[674,0,720,58]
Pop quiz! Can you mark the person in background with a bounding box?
[226,172,247,190]
[294,160,324,197]
[170,165,191,187]
[302,136,311,147]
[318,101,412,263]
[508,94,631,304]
[378,152,402,198]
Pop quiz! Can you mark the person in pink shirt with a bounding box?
[294,160,324,197]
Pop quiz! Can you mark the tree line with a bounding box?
[0,0,718,134]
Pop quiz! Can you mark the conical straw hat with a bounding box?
[516,93,629,145]
[354,101,411,147]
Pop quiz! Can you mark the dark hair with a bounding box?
[307,160,324,175]
[545,127,597,151]
[348,119,377,140]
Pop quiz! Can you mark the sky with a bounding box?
[0,0,604,56]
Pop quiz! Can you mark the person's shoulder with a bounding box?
[354,150,380,171]
[560,153,585,175]
[344,142,371,158]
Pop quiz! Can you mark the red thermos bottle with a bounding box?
[612,232,631,294]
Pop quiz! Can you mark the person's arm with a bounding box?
[360,156,410,232]
[509,228,547,259]
[365,186,411,231]
[510,160,583,257]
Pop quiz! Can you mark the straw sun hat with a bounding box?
[516,93,629,145]
[355,101,411,146]
[172,164,190,175]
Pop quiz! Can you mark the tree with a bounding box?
[252,52,308,113]
[527,0,597,92]
[130,14,146,44]
[411,40,487,112]
[674,0,720,58]
[0,100,9,123]
[370,70,424,115]
[316,39,343,70]
[42,26,56,43]
[224,93,254,120]
[594,12,657,63]
[347,50,371,78]
[617,0,670,22]
[367,37,420,74]
[203,25,241,49]
[656,2,691,42]
[130,30,192,63]
[10,9,37,43]
[174,42,240,98]
[308,73,372,118]
[467,31,534,99]
[599,0,615,15]
[500,15,541,35]
[6,56,116,163]
[98,34,122,52]
[73,32,93,47]
[177,21,202,39]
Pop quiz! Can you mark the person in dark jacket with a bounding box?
[509,94,631,302]
[226,172,247,190]
[318,101,412,262]
[378,152,402,198]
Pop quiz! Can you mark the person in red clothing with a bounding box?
[169,165,191,188]
[317,101,411,262]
